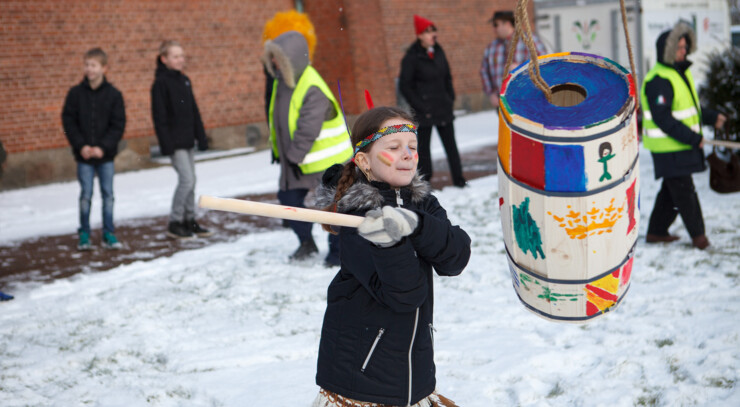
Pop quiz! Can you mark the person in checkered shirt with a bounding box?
[480,10,547,109]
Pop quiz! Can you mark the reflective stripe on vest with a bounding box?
[640,62,702,153]
[268,66,352,174]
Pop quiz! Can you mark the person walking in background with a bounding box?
[262,31,352,266]
[62,48,126,251]
[399,15,466,188]
[480,10,546,109]
[313,106,470,406]
[641,22,726,250]
[151,40,212,240]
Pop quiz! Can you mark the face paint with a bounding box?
[406,146,413,157]
[377,151,394,166]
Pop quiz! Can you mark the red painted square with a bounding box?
[511,131,545,189]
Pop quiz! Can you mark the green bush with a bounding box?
[699,48,740,140]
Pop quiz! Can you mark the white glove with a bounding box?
[358,206,418,247]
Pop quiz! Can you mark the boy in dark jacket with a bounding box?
[151,40,212,239]
[399,15,466,188]
[62,48,126,250]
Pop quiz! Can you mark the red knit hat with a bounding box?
[414,15,435,36]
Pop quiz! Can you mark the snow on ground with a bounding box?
[1,110,739,406]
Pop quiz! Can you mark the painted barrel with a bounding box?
[498,52,640,322]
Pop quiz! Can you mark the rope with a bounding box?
[619,0,640,111]
[503,0,639,109]
[503,0,551,102]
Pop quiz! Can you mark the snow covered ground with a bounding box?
[1,110,739,406]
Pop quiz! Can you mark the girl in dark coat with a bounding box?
[151,40,211,239]
[399,15,466,188]
[313,106,470,407]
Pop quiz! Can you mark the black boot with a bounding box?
[187,218,213,237]
[167,221,194,239]
[289,239,318,261]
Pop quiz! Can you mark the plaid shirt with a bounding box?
[480,34,546,96]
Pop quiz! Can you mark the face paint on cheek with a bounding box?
[377,151,394,166]
[406,146,418,162]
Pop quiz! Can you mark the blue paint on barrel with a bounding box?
[544,144,587,191]
[505,60,629,128]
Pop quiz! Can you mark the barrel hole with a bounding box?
[549,83,587,107]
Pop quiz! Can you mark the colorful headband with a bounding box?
[351,124,417,160]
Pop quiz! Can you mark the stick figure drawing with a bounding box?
[598,142,615,182]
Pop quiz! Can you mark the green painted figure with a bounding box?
[598,142,615,182]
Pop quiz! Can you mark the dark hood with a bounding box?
[656,22,696,67]
[81,76,110,91]
[155,57,181,78]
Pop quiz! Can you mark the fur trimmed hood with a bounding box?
[261,31,309,89]
[658,22,696,65]
[315,168,432,214]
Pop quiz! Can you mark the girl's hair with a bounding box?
[158,40,181,58]
[321,106,416,233]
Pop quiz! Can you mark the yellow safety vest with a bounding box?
[640,62,702,153]
[268,66,352,174]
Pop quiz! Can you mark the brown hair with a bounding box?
[321,106,416,233]
[158,40,181,58]
[84,47,108,66]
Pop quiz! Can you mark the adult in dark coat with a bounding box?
[399,15,466,187]
[641,23,726,249]
[151,40,211,239]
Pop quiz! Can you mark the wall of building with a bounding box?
[0,0,524,190]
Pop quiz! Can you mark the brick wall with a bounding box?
[0,0,527,189]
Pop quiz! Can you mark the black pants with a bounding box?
[417,122,465,185]
[647,175,705,238]
[277,188,340,259]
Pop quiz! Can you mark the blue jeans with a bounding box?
[77,160,115,234]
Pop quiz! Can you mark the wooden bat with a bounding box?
[705,139,740,149]
[198,195,364,228]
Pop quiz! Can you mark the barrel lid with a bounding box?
[501,52,636,142]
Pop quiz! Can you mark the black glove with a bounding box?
[197,139,208,151]
[289,162,303,178]
[271,151,280,164]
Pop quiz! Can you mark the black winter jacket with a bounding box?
[399,41,456,127]
[151,59,208,156]
[645,30,718,179]
[314,169,471,405]
[62,77,126,163]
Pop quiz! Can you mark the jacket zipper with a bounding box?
[407,308,419,406]
[361,328,385,372]
[429,323,436,353]
[395,189,403,206]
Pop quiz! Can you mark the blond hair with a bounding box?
[158,40,182,58]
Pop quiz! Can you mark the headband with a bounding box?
[351,124,417,160]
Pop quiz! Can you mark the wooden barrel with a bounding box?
[498,52,640,322]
